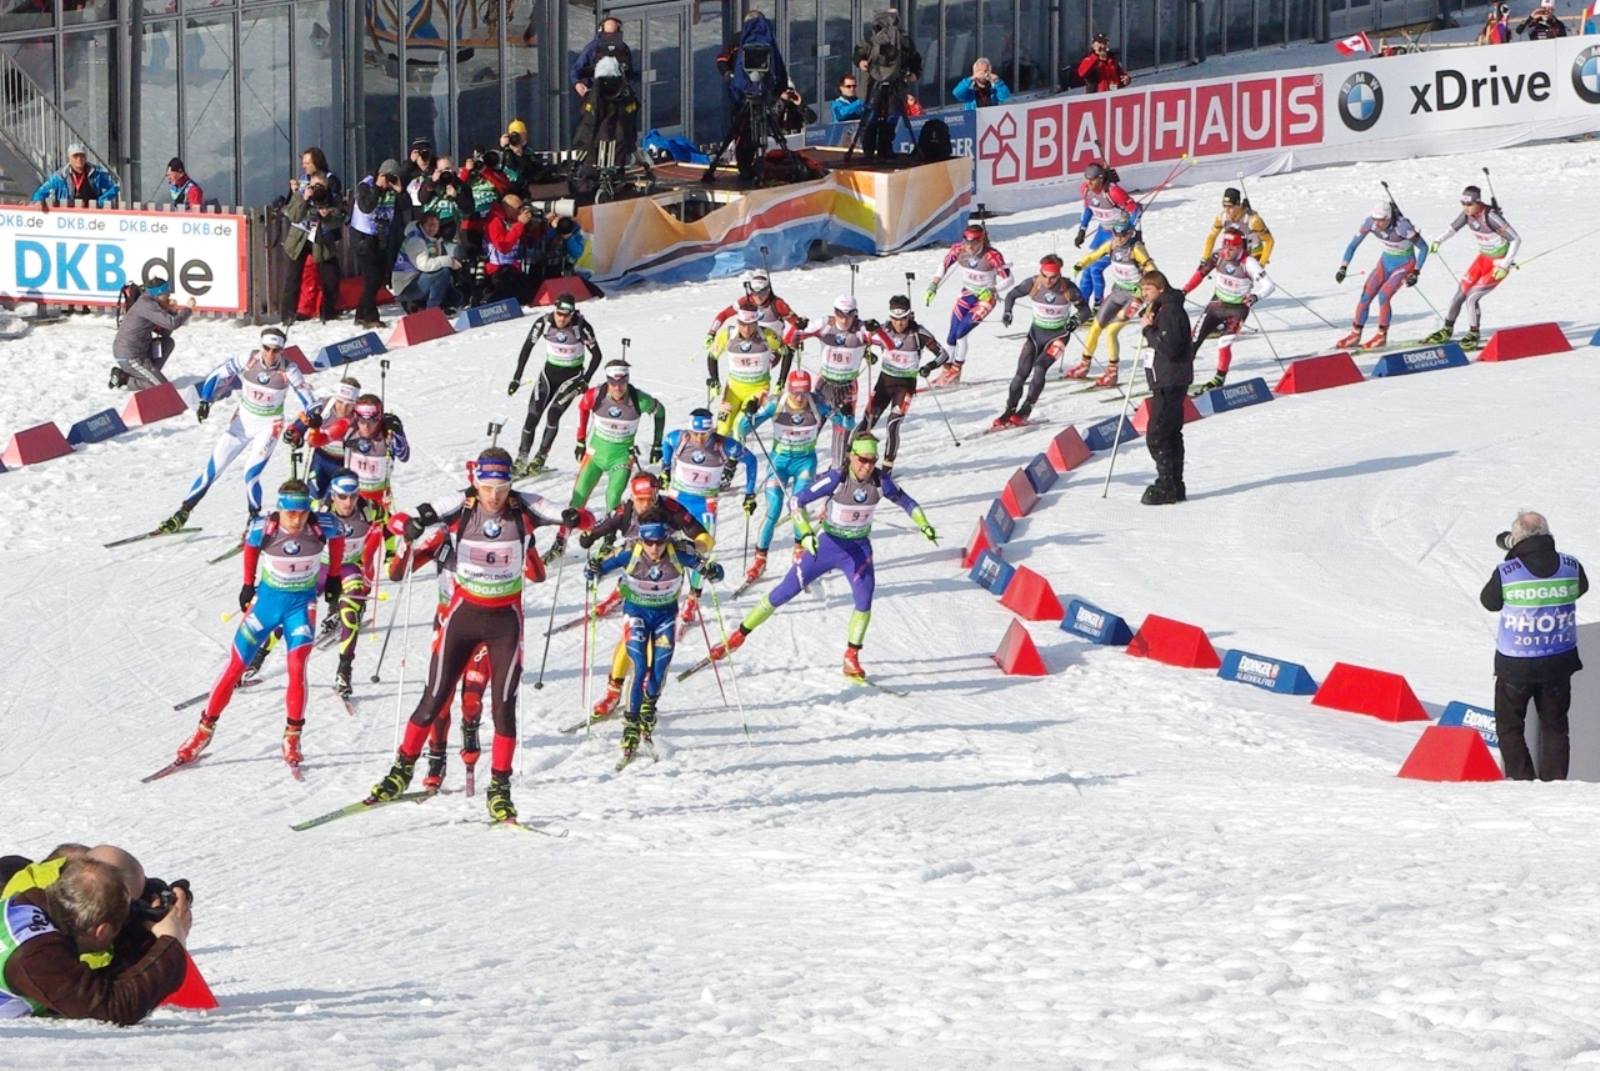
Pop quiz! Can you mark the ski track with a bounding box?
[3,140,1600,1067]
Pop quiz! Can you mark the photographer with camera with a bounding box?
[485,194,538,305]
[777,81,817,136]
[1516,0,1568,38]
[0,845,191,1024]
[1481,512,1588,781]
[571,17,643,191]
[952,57,1011,110]
[351,159,408,329]
[853,10,922,161]
[711,10,790,183]
[1479,2,1513,43]
[1073,32,1131,94]
[280,171,348,325]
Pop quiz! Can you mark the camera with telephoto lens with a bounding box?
[130,876,193,924]
[740,43,773,96]
[1496,530,1514,552]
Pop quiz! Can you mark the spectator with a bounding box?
[297,145,342,203]
[853,9,922,161]
[164,157,203,206]
[831,73,865,122]
[499,120,535,188]
[1479,1,1513,42]
[777,82,817,135]
[952,57,1012,109]
[1481,511,1588,781]
[571,17,635,100]
[1073,33,1130,94]
[280,172,348,325]
[485,193,536,304]
[0,854,190,1025]
[32,142,119,206]
[392,211,462,313]
[350,158,405,329]
[1137,269,1192,505]
[419,156,469,240]
[111,278,195,390]
[1516,0,1568,37]
[399,136,435,203]
[570,19,642,187]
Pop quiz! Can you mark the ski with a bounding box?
[104,526,203,549]
[675,654,714,682]
[1106,389,1152,403]
[207,543,244,566]
[172,676,260,712]
[847,673,910,698]
[491,817,570,836]
[545,600,618,637]
[1070,381,1116,394]
[561,710,615,735]
[730,573,773,599]
[977,419,1047,437]
[335,692,357,717]
[290,791,433,831]
[141,755,202,784]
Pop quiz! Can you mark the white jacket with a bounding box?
[391,223,459,294]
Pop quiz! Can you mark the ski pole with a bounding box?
[289,447,303,482]
[849,262,858,298]
[904,271,915,299]
[1137,152,1190,212]
[703,582,749,739]
[694,600,730,709]
[759,244,771,279]
[1379,179,1403,219]
[741,506,751,576]
[1248,305,1284,368]
[390,559,419,753]
[533,552,566,690]
[1509,224,1600,269]
[1268,282,1338,330]
[369,555,403,683]
[1482,165,1500,210]
[921,374,962,448]
[378,357,389,409]
[581,574,595,736]
[1101,336,1147,499]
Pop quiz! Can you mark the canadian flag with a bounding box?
[1335,31,1374,56]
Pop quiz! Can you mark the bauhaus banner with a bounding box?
[976,38,1600,211]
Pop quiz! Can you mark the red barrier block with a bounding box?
[2,422,72,468]
[1479,322,1572,363]
[387,307,456,348]
[1311,661,1428,722]
[1130,394,1203,435]
[160,950,220,1011]
[335,275,392,312]
[121,382,188,427]
[999,470,1039,519]
[535,276,599,306]
[1046,425,1092,473]
[962,517,995,570]
[1398,725,1504,782]
[993,619,1047,676]
[280,345,314,375]
[1125,614,1221,670]
[999,565,1064,622]
[1273,352,1364,394]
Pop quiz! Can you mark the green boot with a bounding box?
[1421,323,1454,344]
[158,505,192,534]
[1458,329,1481,351]
[486,774,517,822]
[369,756,415,801]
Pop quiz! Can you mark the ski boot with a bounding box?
[1334,327,1363,349]
[930,363,963,388]
[592,678,624,719]
[1093,365,1120,389]
[369,756,416,801]
[990,410,1017,432]
[593,587,622,618]
[680,593,700,625]
[282,723,303,767]
[1064,357,1092,379]
[175,719,216,764]
[511,454,544,479]
[639,697,658,745]
[334,655,354,698]
[1191,372,1226,398]
[422,749,448,793]
[843,646,865,681]
[542,532,567,564]
[486,774,517,822]
[619,720,642,763]
[461,717,482,768]
[158,505,192,535]
[108,367,130,390]
[709,629,746,662]
[242,640,270,682]
[316,615,339,645]
[1005,412,1031,427]
[1360,329,1389,351]
[744,549,767,585]
[1421,324,1454,344]
[1458,329,1481,351]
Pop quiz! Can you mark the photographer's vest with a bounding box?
[0,897,55,1018]
[1025,278,1075,331]
[1496,557,1582,659]
[816,322,870,383]
[670,435,731,499]
[471,178,498,216]
[350,178,396,239]
[619,546,689,608]
[488,217,523,269]
[770,395,823,455]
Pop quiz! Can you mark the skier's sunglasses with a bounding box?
[355,405,381,420]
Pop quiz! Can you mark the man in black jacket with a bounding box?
[1137,270,1193,505]
[1480,511,1588,780]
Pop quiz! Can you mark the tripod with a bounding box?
[704,90,795,184]
[843,80,918,164]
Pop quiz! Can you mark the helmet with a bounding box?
[629,473,657,499]
[1083,163,1106,183]
[735,306,761,325]
[1039,254,1064,273]
[260,326,287,350]
[329,469,360,497]
[1222,187,1242,207]
[1460,184,1483,205]
[1111,212,1134,234]
[604,359,630,380]
[744,270,771,293]
[833,295,858,316]
[1371,200,1392,220]
[638,521,669,544]
[688,408,715,433]
[887,294,912,316]
[1219,230,1246,258]
[786,369,813,394]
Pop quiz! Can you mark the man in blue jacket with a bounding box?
[830,73,865,122]
[32,143,119,206]
[952,58,1011,110]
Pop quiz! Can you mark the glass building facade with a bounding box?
[0,0,1445,206]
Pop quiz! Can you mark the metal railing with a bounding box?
[0,48,119,194]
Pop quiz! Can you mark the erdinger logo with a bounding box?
[1575,45,1600,105]
[1338,71,1383,131]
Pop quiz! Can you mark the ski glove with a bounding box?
[1492,266,1508,282]
[912,507,936,544]
[1074,227,1087,248]
[649,443,663,464]
[574,442,587,462]
[742,494,758,516]
[553,379,585,409]
[507,378,521,396]
[863,318,881,333]
[706,377,720,402]
[1428,241,1441,254]
[238,583,255,612]
[798,531,818,557]
[583,559,602,581]
[1243,294,1258,308]
[305,409,323,429]
[923,285,937,306]
[1001,310,1013,327]
[561,507,584,528]
[1405,271,1419,287]
[577,531,596,549]
[919,360,940,378]
[322,574,342,601]
[744,396,761,415]
[382,413,404,434]
[282,424,304,447]
[1334,265,1347,284]
[196,401,210,423]
[703,562,725,583]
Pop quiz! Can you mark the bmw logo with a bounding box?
[852,489,868,503]
[740,342,753,351]
[1337,71,1382,132]
[258,372,272,383]
[555,331,568,341]
[1574,45,1600,105]
[608,406,621,417]
[692,451,706,463]
[484,519,503,538]
[358,440,372,453]
[284,540,301,554]
[648,566,663,580]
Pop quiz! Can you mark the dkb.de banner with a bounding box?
[976,37,1600,211]
[0,204,250,313]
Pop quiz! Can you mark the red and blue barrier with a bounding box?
[66,409,129,447]
[1061,598,1134,646]
[1217,649,1319,696]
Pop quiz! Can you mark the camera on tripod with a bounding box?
[739,43,773,97]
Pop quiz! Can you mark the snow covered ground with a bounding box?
[3,137,1600,1068]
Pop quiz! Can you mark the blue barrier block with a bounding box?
[1591,326,1600,346]
[1083,416,1139,451]
[985,499,1016,543]
[1369,342,1469,378]
[314,332,386,369]
[1023,453,1058,495]
[1217,649,1320,695]
[455,297,523,331]
[66,408,128,446]
[1197,376,1274,415]
[1438,700,1499,749]
[1060,598,1134,646]
[967,550,1015,596]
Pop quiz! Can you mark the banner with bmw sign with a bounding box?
[975,38,1600,212]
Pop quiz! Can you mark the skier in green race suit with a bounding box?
[546,359,666,560]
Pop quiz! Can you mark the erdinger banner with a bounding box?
[0,204,250,312]
[976,38,1600,211]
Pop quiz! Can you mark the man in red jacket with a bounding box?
[485,194,537,304]
[1074,33,1130,93]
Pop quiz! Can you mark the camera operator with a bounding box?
[498,120,536,189]
[952,57,1011,110]
[1073,32,1131,94]
[399,136,435,203]
[853,10,922,161]
[0,847,190,1024]
[111,277,195,390]
[570,18,642,184]
[715,9,789,182]
[1479,2,1512,43]
[1481,511,1588,781]
[777,81,817,135]
[418,156,470,241]
[1516,0,1567,38]
[280,171,348,325]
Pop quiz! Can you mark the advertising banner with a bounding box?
[0,204,250,313]
[976,38,1600,211]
